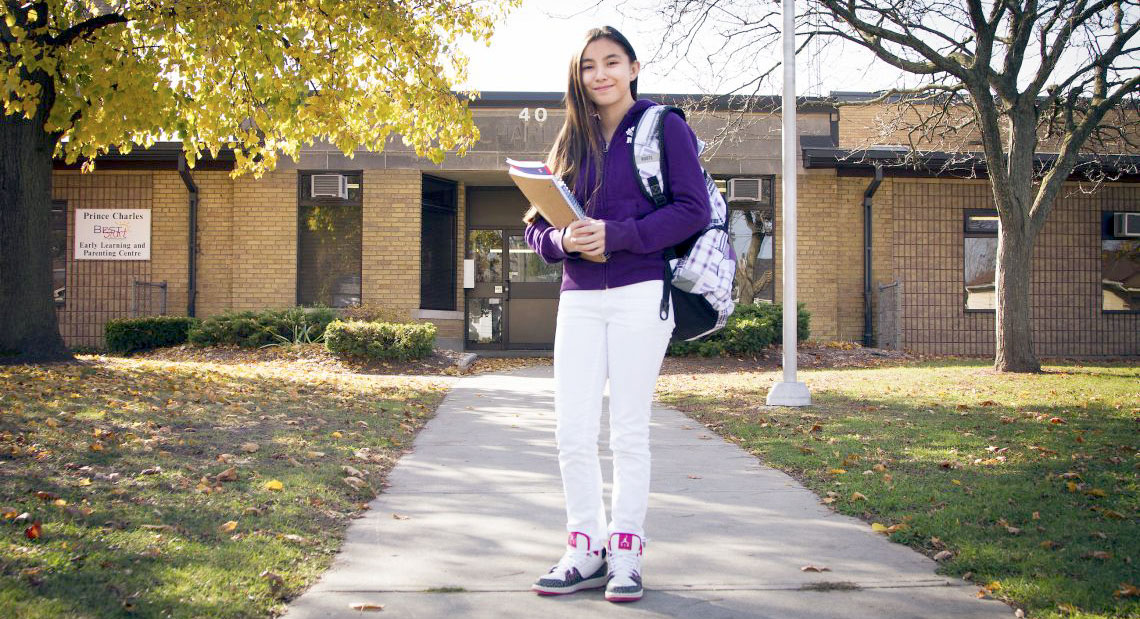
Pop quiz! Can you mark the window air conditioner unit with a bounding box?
[727,178,762,202]
[311,174,348,199]
[1113,212,1140,238]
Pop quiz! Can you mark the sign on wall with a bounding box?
[74,209,151,260]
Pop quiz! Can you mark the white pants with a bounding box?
[553,279,675,547]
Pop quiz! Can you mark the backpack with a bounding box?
[630,105,737,342]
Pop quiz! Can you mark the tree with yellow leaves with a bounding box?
[1,0,515,360]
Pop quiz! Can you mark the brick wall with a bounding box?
[53,171,154,349]
[194,171,236,316]
[231,170,296,310]
[892,179,1139,356]
[772,170,841,341]
[151,172,189,315]
[363,169,421,317]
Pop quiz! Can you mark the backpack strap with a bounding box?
[631,105,687,208]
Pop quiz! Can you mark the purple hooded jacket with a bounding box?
[523,98,709,292]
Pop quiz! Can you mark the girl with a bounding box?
[524,26,709,603]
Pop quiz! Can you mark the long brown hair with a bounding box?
[522,26,639,225]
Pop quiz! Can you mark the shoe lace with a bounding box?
[610,551,640,579]
[551,547,591,575]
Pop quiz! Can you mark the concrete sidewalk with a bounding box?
[285,365,1014,618]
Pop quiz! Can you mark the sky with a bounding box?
[454,0,908,97]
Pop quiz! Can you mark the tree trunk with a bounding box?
[993,222,1040,372]
[0,102,71,362]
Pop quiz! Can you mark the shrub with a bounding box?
[667,302,811,357]
[105,316,199,354]
[338,303,405,324]
[324,320,436,361]
[188,307,339,348]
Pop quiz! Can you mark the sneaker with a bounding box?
[532,532,609,596]
[605,532,644,602]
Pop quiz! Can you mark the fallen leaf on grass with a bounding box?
[261,570,286,597]
[933,550,954,562]
[35,491,59,501]
[1081,551,1113,560]
[342,465,365,478]
[218,520,238,533]
[24,521,41,539]
[215,467,238,482]
[240,442,259,453]
[349,602,385,611]
[343,477,368,490]
[850,492,868,501]
[1114,583,1139,598]
[307,451,326,458]
[264,480,284,491]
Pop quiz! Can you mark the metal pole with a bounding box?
[767,0,811,406]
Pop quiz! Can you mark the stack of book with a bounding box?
[507,159,606,263]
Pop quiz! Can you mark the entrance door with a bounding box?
[465,227,561,350]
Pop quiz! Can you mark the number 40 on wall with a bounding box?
[518,108,548,122]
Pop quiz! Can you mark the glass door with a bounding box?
[466,229,505,350]
[465,228,562,350]
[505,232,561,349]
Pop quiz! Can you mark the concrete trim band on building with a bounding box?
[49,92,1139,356]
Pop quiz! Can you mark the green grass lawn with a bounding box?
[0,354,452,618]
[655,359,1139,619]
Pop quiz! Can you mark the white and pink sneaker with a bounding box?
[605,532,644,602]
[532,532,609,596]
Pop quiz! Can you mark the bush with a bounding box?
[105,316,199,354]
[337,303,405,324]
[324,320,436,361]
[667,302,811,357]
[188,307,338,348]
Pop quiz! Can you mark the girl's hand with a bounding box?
[563,218,606,256]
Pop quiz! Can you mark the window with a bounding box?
[421,176,458,310]
[964,209,998,310]
[52,200,67,305]
[1102,211,1140,312]
[717,177,775,305]
[297,172,362,308]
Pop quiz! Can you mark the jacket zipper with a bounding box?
[601,129,620,290]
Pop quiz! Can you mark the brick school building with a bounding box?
[50,92,1139,356]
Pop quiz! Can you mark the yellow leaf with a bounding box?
[78,478,92,486]
[219,520,238,533]
[331,431,343,439]
[952,479,961,485]
[53,499,67,507]
[264,480,283,491]
[850,492,867,501]
[829,468,847,474]
[871,523,888,533]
